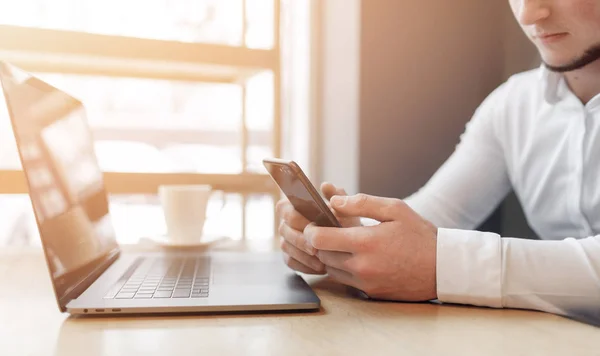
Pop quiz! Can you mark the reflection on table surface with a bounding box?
[0,247,599,356]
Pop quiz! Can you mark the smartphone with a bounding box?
[263,158,342,228]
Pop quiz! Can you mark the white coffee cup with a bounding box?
[158,184,223,244]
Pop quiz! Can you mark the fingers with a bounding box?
[284,254,326,275]
[320,182,336,201]
[315,250,352,271]
[321,182,346,201]
[304,223,372,253]
[276,198,311,231]
[321,182,348,201]
[280,237,325,273]
[330,193,406,222]
[279,221,316,256]
[325,266,358,288]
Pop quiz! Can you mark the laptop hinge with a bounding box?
[58,250,121,312]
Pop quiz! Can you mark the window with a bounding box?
[0,0,312,246]
[0,0,273,48]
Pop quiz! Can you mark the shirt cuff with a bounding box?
[436,228,503,308]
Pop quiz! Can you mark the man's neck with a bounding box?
[563,60,600,105]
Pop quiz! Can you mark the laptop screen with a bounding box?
[0,62,119,310]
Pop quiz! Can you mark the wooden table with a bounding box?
[1,243,599,356]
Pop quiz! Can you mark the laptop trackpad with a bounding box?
[212,259,288,285]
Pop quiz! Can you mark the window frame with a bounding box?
[0,0,283,239]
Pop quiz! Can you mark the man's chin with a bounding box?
[543,60,576,73]
[542,44,600,73]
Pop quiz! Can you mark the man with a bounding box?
[277,0,600,320]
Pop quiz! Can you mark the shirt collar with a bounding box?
[539,65,565,104]
[539,64,600,111]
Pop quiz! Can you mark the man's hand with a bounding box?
[276,182,361,274]
[306,193,438,302]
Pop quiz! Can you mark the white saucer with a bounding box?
[139,235,231,249]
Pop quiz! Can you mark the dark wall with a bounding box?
[359,0,506,200]
[358,0,542,237]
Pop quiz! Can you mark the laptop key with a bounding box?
[134,294,154,299]
[173,290,191,298]
[104,285,123,299]
[153,291,173,298]
[120,287,138,293]
[115,292,136,299]
[103,258,145,298]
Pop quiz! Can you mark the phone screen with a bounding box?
[264,160,341,228]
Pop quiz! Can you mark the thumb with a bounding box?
[330,194,404,222]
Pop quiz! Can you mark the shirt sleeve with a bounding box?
[437,228,600,323]
[404,82,512,230]
[403,80,600,323]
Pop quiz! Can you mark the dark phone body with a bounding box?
[263,158,342,228]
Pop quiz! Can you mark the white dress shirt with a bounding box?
[404,66,600,320]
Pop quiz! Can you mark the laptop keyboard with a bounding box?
[104,257,211,299]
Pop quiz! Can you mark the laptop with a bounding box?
[0,61,320,315]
